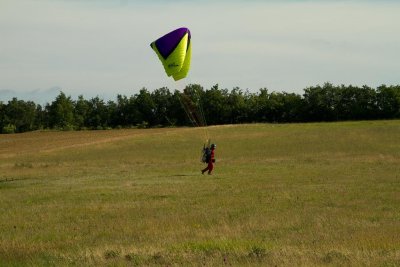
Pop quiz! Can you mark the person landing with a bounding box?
[202,143,216,175]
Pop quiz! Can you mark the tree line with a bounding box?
[1,83,399,134]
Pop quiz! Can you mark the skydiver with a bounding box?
[201,144,216,175]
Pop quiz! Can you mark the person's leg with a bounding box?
[201,166,209,174]
[207,162,214,174]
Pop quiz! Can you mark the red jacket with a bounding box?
[209,148,215,163]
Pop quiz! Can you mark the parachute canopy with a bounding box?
[150,27,192,81]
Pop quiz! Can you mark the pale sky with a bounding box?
[1,0,399,104]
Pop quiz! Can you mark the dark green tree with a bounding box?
[112,94,130,127]
[377,85,400,118]
[202,84,229,125]
[74,95,90,129]
[0,101,5,133]
[135,88,156,127]
[303,83,338,121]
[226,87,248,123]
[48,92,75,130]
[86,96,109,129]
[151,87,173,126]
[3,98,38,133]
[278,92,304,122]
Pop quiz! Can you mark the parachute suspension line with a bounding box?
[178,82,209,142]
[176,81,201,128]
[193,88,208,128]
[178,93,199,127]
[190,86,209,142]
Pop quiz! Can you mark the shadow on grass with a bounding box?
[0,177,30,183]
[170,174,199,177]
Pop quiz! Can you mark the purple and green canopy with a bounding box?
[150,27,192,81]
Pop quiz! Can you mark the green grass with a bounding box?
[0,121,399,266]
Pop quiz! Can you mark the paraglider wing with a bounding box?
[150,27,191,81]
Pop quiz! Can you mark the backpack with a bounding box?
[201,147,211,163]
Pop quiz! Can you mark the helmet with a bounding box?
[211,144,216,149]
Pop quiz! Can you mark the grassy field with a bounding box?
[0,121,399,266]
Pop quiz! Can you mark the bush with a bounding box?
[137,121,149,129]
[62,124,75,131]
[2,124,16,134]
